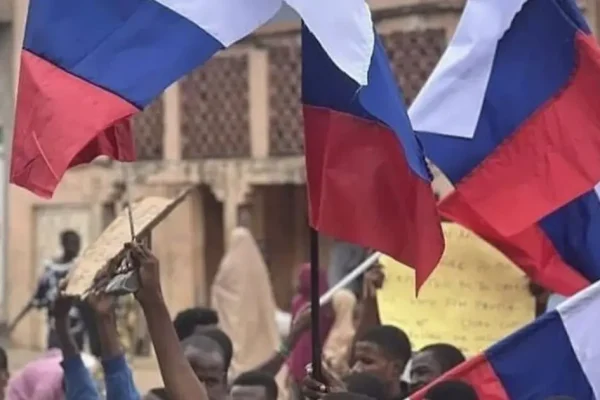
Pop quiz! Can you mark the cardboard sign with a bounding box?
[377,223,535,355]
[66,189,191,296]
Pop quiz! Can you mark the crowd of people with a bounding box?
[0,227,574,400]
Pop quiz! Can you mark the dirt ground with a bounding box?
[6,346,163,394]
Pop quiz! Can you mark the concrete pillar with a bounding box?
[163,83,182,161]
[151,185,205,314]
[248,48,270,158]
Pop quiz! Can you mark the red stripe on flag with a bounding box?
[303,105,444,289]
[439,190,589,296]
[11,50,138,198]
[453,33,600,236]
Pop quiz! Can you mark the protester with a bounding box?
[6,290,106,400]
[423,380,478,400]
[288,263,333,384]
[173,307,219,341]
[211,227,279,377]
[130,242,210,400]
[409,343,466,393]
[231,371,279,400]
[56,279,139,400]
[30,230,86,350]
[343,372,387,400]
[323,289,357,378]
[350,325,411,400]
[5,349,64,400]
[179,334,229,400]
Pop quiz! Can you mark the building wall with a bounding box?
[5,0,599,348]
[0,23,11,141]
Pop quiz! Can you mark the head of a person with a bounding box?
[424,380,478,400]
[343,372,387,400]
[351,325,411,396]
[60,230,81,260]
[6,351,64,400]
[173,307,219,340]
[230,371,278,400]
[180,330,232,400]
[294,263,328,299]
[0,347,8,400]
[410,343,466,393]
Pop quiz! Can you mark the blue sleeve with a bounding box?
[103,355,141,400]
[61,355,100,400]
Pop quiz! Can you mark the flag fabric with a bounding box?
[12,0,281,197]
[411,279,600,400]
[439,184,600,296]
[301,17,444,288]
[411,0,600,237]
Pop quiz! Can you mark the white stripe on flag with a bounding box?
[408,0,527,139]
[155,0,282,46]
[284,0,374,86]
[557,282,600,397]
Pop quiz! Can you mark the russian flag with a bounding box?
[300,8,444,288]
[410,0,600,237]
[439,184,600,296]
[411,280,600,399]
[12,0,281,198]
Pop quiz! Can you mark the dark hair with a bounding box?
[60,230,80,243]
[343,373,387,400]
[322,393,375,400]
[424,380,478,400]
[357,325,412,363]
[0,346,8,370]
[173,307,219,340]
[419,343,466,372]
[198,328,234,371]
[232,371,279,400]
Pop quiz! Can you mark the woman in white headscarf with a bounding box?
[211,227,280,378]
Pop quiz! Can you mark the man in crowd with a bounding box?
[179,329,232,400]
[351,325,412,400]
[173,307,219,341]
[30,230,87,350]
[409,343,466,393]
[230,371,279,400]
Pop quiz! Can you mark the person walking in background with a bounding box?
[30,230,86,350]
[211,227,280,378]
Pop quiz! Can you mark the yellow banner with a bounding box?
[377,222,535,355]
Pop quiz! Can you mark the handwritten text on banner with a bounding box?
[377,222,535,355]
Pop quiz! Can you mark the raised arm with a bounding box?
[130,243,209,400]
[86,289,140,400]
[54,294,100,400]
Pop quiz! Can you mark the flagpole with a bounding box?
[309,227,322,380]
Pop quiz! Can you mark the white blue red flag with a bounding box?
[298,3,444,288]
[411,0,600,237]
[411,279,600,399]
[437,182,600,296]
[12,0,281,197]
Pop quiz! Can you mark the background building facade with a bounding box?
[2,0,598,349]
